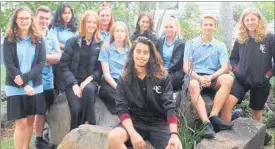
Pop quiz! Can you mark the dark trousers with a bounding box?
[65,82,97,130]
[99,79,117,114]
[169,71,184,91]
[52,64,61,92]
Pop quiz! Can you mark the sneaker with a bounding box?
[35,137,54,149]
[210,115,233,130]
[203,122,215,139]
[264,132,272,146]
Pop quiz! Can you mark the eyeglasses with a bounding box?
[17,17,31,22]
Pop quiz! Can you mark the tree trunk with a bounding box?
[220,2,233,50]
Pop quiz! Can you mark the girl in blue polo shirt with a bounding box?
[98,3,115,46]
[98,21,131,114]
[156,16,185,91]
[50,3,78,92]
[3,7,46,149]
[51,2,78,51]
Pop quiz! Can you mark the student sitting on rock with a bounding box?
[98,21,131,114]
[108,36,182,149]
[183,15,234,138]
[59,10,102,130]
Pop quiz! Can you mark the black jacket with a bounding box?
[130,30,158,45]
[3,37,46,88]
[230,33,275,87]
[59,35,103,90]
[156,37,186,81]
[115,74,177,124]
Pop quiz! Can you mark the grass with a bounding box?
[178,118,204,148]
[1,129,36,149]
[1,137,14,149]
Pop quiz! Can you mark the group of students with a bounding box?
[3,2,274,149]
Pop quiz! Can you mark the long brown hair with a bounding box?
[78,10,101,41]
[6,6,42,44]
[135,12,154,32]
[122,36,167,80]
[238,8,268,44]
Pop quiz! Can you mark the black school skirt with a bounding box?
[7,93,47,121]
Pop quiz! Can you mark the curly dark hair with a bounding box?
[122,36,167,80]
[52,2,77,32]
[6,6,42,44]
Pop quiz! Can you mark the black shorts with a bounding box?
[197,73,218,97]
[230,78,271,110]
[117,122,170,149]
[44,89,55,109]
[197,73,218,91]
[7,93,47,120]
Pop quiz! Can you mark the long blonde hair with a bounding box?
[238,8,268,44]
[78,10,101,41]
[6,6,42,44]
[109,21,132,48]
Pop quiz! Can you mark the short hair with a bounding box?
[36,5,51,15]
[201,15,217,25]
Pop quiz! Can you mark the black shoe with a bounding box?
[264,132,272,146]
[209,115,233,130]
[203,122,215,139]
[35,137,54,149]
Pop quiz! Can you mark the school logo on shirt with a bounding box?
[212,50,217,56]
[153,86,162,94]
[260,44,266,53]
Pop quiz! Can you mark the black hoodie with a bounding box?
[230,33,274,87]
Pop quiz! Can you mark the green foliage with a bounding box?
[1,137,14,149]
[263,110,275,128]
[233,4,245,22]
[178,117,204,149]
[0,2,135,35]
[233,2,275,23]
[178,2,201,41]
[253,2,275,22]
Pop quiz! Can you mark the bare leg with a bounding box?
[251,110,262,122]
[210,74,233,117]
[14,118,27,149]
[34,114,45,137]
[189,79,209,122]
[221,94,239,122]
[23,115,35,149]
[108,127,130,149]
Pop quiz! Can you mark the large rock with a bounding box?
[196,118,266,149]
[46,93,71,145]
[95,97,119,127]
[178,88,215,126]
[57,125,155,149]
[46,92,120,146]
